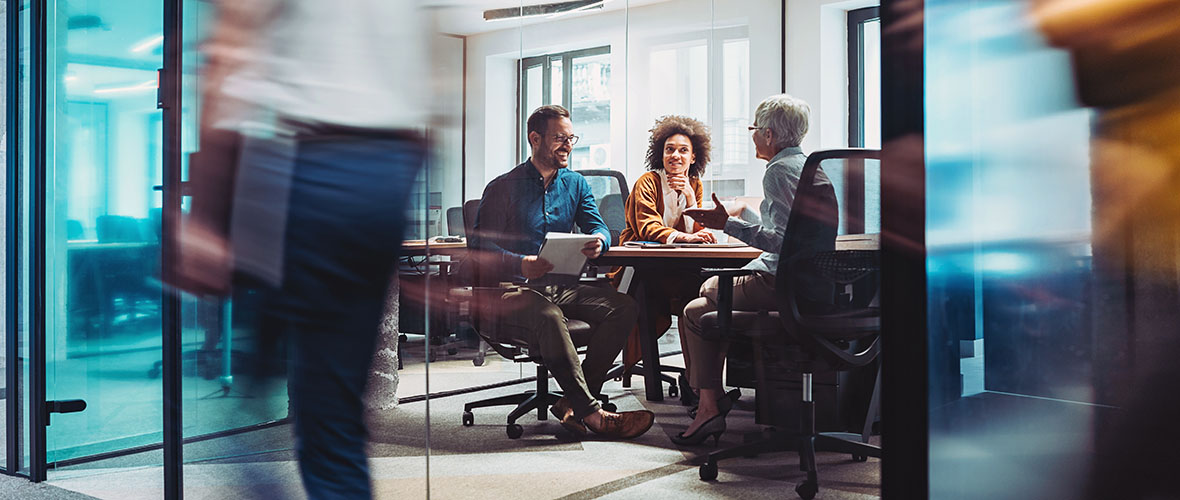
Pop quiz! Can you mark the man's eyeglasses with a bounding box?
[552,134,580,146]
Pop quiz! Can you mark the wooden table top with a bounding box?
[400,233,880,259]
[600,233,879,258]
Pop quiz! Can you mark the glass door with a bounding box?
[44,0,168,468]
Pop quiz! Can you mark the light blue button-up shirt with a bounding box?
[723,146,832,275]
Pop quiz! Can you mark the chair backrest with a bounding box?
[462,200,480,238]
[67,220,85,240]
[96,215,146,243]
[447,206,465,237]
[774,148,881,370]
[575,169,628,245]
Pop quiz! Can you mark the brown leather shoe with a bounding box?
[586,410,656,439]
[550,397,588,436]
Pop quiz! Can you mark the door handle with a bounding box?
[45,399,87,426]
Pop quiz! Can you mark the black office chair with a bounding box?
[96,215,146,243]
[67,219,85,240]
[458,197,618,439]
[446,206,465,237]
[576,169,629,245]
[696,149,881,499]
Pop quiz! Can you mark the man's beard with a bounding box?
[545,150,570,169]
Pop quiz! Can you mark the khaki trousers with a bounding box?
[680,272,777,392]
[490,284,637,418]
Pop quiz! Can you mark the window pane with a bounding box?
[717,38,751,197]
[550,56,563,106]
[525,64,543,116]
[569,52,610,170]
[862,19,881,149]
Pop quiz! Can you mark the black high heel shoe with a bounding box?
[688,388,741,419]
[670,414,727,446]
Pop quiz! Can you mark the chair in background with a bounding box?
[696,149,882,499]
[576,169,628,245]
[446,206,465,237]
[96,215,146,243]
[67,219,85,240]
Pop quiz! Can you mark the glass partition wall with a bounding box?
[3,1,896,498]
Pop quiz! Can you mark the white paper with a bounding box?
[537,232,599,276]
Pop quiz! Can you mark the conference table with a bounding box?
[393,234,880,402]
[592,233,880,401]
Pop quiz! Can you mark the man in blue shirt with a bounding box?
[471,105,654,439]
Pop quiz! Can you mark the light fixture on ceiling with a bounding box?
[484,0,603,22]
[131,34,164,54]
[94,80,158,94]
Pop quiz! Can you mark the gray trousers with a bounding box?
[492,284,638,418]
[681,272,777,392]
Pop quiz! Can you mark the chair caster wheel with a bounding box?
[506,423,524,439]
[472,352,485,366]
[852,454,867,462]
[668,384,679,398]
[462,411,474,427]
[795,480,818,499]
[601,402,617,412]
[699,460,718,481]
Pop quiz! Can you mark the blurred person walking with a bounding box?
[195,1,433,498]
[1034,1,1180,498]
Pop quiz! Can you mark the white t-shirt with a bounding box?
[657,169,690,243]
[219,0,431,132]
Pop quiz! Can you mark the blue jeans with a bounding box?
[269,136,424,499]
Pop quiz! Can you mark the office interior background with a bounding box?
[0,0,1154,498]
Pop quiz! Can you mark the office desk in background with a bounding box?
[593,234,881,401]
[66,240,159,351]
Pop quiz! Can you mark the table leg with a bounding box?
[633,272,664,402]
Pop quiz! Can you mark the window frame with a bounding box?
[518,45,610,162]
[847,6,880,149]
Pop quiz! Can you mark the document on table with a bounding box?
[623,241,747,248]
[537,232,599,276]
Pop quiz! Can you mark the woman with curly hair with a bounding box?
[613,115,715,404]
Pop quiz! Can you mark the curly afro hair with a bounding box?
[645,115,711,178]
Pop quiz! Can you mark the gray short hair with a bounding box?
[754,94,810,149]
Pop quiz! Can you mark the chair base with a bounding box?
[616,362,682,398]
[699,428,880,497]
[462,365,614,439]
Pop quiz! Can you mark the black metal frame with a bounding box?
[5,0,22,478]
[28,0,47,482]
[160,0,183,497]
[880,1,928,498]
[847,6,880,149]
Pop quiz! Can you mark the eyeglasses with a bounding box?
[747,125,766,132]
[552,134,580,146]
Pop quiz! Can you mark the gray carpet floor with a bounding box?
[40,379,880,499]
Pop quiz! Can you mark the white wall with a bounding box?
[462,0,781,200]
[457,0,880,204]
[785,0,878,152]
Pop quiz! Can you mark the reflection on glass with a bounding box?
[926,1,1096,498]
[48,0,166,464]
